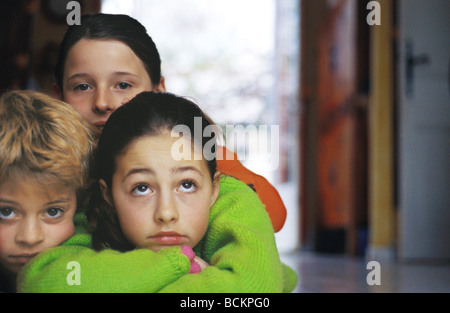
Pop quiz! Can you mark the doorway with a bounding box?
[397,0,450,261]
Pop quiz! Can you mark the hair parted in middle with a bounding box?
[88,91,220,251]
[54,13,163,90]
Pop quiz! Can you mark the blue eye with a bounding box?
[0,207,15,220]
[178,180,197,193]
[132,184,152,196]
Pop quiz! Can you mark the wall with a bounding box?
[31,0,100,95]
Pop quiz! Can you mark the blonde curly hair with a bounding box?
[0,90,97,193]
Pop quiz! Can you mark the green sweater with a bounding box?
[17,176,297,293]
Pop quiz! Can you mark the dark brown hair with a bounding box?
[88,92,219,251]
[55,13,162,90]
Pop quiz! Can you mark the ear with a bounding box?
[52,83,63,100]
[210,171,221,207]
[99,179,113,206]
[154,76,166,92]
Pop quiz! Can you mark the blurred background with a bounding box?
[1,0,449,264]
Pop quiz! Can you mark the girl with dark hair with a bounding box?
[52,13,166,130]
[52,13,287,232]
[89,92,221,256]
[15,13,297,293]
[18,92,297,292]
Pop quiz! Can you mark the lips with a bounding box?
[10,253,39,264]
[94,121,107,130]
[148,232,186,245]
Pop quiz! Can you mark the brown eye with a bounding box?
[132,184,152,196]
[117,82,131,90]
[178,180,197,193]
[74,83,91,91]
[45,208,63,218]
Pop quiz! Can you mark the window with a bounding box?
[102,0,300,252]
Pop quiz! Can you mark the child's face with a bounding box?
[57,38,164,131]
[0,178,77,274]
[100,132,220,251]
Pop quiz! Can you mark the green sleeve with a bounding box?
[158,176,286,293]
[17,233,191,293]
[281,263,298,293]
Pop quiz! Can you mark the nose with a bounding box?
[154,191,179,224]
[15,218,44,248]
[93,88,117,114]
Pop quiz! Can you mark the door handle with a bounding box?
[405,40,430,97]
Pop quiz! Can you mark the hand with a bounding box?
[180,246,208,274]
[193,256,209,271]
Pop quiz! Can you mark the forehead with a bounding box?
[64,38,149,78]
[0,174,76,200]
[116,134,209,174]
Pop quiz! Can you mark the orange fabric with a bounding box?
[216,146,287,232]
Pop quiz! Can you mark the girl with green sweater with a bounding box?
[18,92,296,293]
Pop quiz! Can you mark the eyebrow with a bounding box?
[0,198,19,205]
[0,198,71,206]
[66,71,140,83]
[111,71,140,78]
[172,166,204,177]
[66,73,91,82]
[122,166,204,182]
[45,198,72,206]
[122,168,155,182]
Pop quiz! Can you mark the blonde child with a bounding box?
[19,92,296,292]
[0,90,95,292]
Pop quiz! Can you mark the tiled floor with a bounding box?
[280,250,450,293]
